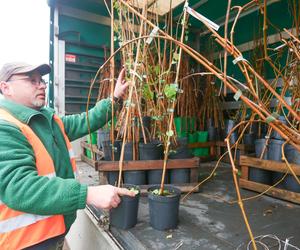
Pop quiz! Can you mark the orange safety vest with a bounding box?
[0,108,78,250]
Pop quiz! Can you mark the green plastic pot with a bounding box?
[86,132,97,159]
[193,131,209,157]
[174,117,187,138]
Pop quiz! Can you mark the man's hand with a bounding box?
[113,68,129,99]
[86,185,136,209]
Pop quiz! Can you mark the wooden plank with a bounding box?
[239,179,300,204]
[99,171,108,185]
[216,141,254,151]
[241,165,249,180]
[240,156,300,175]
[190,168,198,183]
[81,141,104,156]
[81,154,98,169]
[188,141,215,149]
[210,145,216,157]
[97,158,200,171]
[199,155,216,162]
[222,155,239,165]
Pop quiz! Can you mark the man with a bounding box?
[0,62,135,250]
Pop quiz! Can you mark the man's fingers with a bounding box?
[111,201,119,208]
[123,82,129,88]
[117,187,136,197]
[114,195,121,204]
[117,68,126,82]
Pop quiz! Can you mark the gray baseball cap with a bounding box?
[0,62,51,82]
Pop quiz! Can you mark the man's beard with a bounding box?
[32,99,45,109]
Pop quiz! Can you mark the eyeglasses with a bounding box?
[8,77,48,87]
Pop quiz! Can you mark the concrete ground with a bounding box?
[76,161,300,250]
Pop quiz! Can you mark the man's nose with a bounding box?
[38,82,47,89]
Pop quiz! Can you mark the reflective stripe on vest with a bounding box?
[0,109,66,250]
[0,214,51,233]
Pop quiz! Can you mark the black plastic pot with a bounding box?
[269,139,285,188]
[110,184,140,229]
[268,139,284,161]
[139,140,163,160]
[107,171,120,186]
[97,130,111,149]
[254,139,268,159]
[102,140,121,161]
[169,137,193,159]
[206,118,214,128]
[248,123,258,139]
[249,139,272,185]
[139,116,151,140]
[208,126,217,141]
[102,140,121,184]
[270,116,287,140]
[284,144,300,193]
[170,168,190,184]
[258,122,268,138]
[123,142,147,185]
[222,119,238,144]
[123,142,134,161]
[148,170,169,184]
[169,147,193,159]
[124,170,147,185]
[168,137,192,183]
[148,185,181,231]
[138,140,164,185]
[244,133,255,145]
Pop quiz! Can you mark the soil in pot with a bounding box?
[110,185,140,229]
[148,185,181,231]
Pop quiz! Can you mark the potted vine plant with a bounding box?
[109,184,140,229]
[147,2,191,230]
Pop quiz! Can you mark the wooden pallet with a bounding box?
[97,158,200,193]
[188,141,216,161]
[188,141,254,164]
[80,141,200,193]
[215,141,254,164]
[239,155,300,204]
[80,141,104,169]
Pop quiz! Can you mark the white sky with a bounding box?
[0,0,50,68]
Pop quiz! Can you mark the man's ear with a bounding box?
[0,81,11,96]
